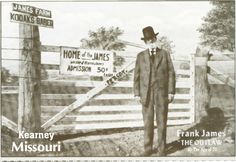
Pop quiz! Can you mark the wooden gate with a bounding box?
[39,44,195,134]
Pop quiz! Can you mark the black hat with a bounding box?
[141,26,159,41]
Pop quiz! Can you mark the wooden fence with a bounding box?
[207,56,234,88]
[2,43,235,135]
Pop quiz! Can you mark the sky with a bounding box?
[2,1,213,74]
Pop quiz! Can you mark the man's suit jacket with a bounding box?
[133,48,176,105]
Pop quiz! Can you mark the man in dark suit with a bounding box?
[133,26,176,156]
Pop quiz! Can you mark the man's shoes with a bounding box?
[141,150,152,156]
[154,151,166,156]
[152,148,166,156]
[155,152,166,156]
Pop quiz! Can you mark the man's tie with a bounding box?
[150,48,155,63]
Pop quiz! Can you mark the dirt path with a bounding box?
[42,122,235,157]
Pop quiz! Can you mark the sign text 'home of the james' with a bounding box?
[60,47,114,76]
[10,3,53,28]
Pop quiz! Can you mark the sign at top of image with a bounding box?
[10,3,53,28]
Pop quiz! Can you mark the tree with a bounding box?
[81,27,126,51]
[81,27,126,80]
[157,36,175,54]
[198,1,235,51]
[1,67,18,85]
[1,67,11,83]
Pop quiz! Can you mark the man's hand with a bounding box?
[134,96,141,103]
[168,94,174,103]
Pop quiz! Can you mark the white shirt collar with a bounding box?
[149,48,156,55]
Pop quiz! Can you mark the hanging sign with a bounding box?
[60,47,114,76]
[10,3,53,28]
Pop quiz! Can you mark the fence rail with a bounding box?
[48,118,192,134]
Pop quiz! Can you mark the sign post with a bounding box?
[18,24,41,132]
[11,3,53,132]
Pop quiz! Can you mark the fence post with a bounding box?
[18,24,41,131]
[194,47,210,122]
[189,54,195,123]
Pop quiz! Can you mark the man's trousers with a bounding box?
[142,87,168,155]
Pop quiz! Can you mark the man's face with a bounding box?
[145,37,158,50]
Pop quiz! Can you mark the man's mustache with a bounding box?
[147,43,160,49]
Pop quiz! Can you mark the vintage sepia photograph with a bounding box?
[1,0,235,159]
